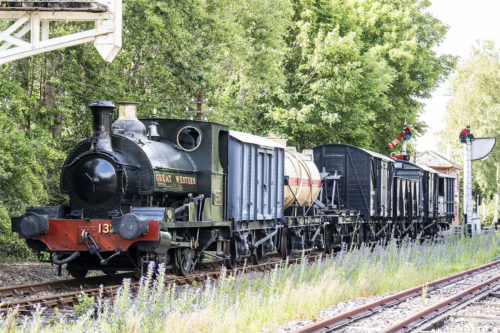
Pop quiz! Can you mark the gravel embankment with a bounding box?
[0,262,70,287]
[276,266,500,332]
[275,293,392,332]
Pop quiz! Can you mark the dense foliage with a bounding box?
[0,109,61,259]
[439,42,500,223]
[0,0,453,258]
[268,0,454,149]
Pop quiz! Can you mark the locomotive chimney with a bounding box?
[89,101,116,152]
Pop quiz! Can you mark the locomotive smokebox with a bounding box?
[89,101,116,152]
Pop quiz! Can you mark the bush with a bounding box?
[0,204,34,261]
[0,108,61,262]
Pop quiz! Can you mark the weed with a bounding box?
[421,283,428,307]
[74,292,95,317]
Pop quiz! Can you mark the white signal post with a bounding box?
[463,127,474,233]
[462,125,496,234]
[0,0,121,64]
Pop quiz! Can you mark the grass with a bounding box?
[1,232,499,332]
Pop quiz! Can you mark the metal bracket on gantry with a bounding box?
[0,0,121,65]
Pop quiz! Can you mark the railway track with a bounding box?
[0,253,319,315]
[419,283,500,332]
[0,272,137,302]
[0,252,283,307]
[381,275,499,332]
[295,259,500,333]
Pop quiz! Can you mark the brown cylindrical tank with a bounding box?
[284,149,321,208]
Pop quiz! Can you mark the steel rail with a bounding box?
[380,274,500,333]
[418,286,500,331]
[295,260,500,333]
[0,272,136,299]
[0,254,320,314]
[0,252,285,301]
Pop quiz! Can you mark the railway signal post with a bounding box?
[460,125,496,234]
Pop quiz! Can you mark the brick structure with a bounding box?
[416,151,462,226]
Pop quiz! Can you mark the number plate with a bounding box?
[98,223,111,234]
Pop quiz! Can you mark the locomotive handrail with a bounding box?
[61,149,139,169]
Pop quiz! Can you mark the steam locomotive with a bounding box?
[11,101,455,278]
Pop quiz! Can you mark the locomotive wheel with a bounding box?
[68,267,88,279]
[225,238,237,270]
[279,228,292,259]
[175,248,194,276]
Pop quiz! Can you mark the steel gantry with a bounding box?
[0,0,121,64]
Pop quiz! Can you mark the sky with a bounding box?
[414,0,500,153]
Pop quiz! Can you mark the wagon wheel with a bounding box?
[324,227,335,254]
[279,227,292,259]
[175,248,195,276]
[225,238,238,270]
[435,225,445,243]
[393,224,401,239]
[251,233,265,265]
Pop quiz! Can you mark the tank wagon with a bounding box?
[11,101,454,277]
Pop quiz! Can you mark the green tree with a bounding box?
[265,0,454,151]
[0,108,61,258]
[0,0,293,258]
